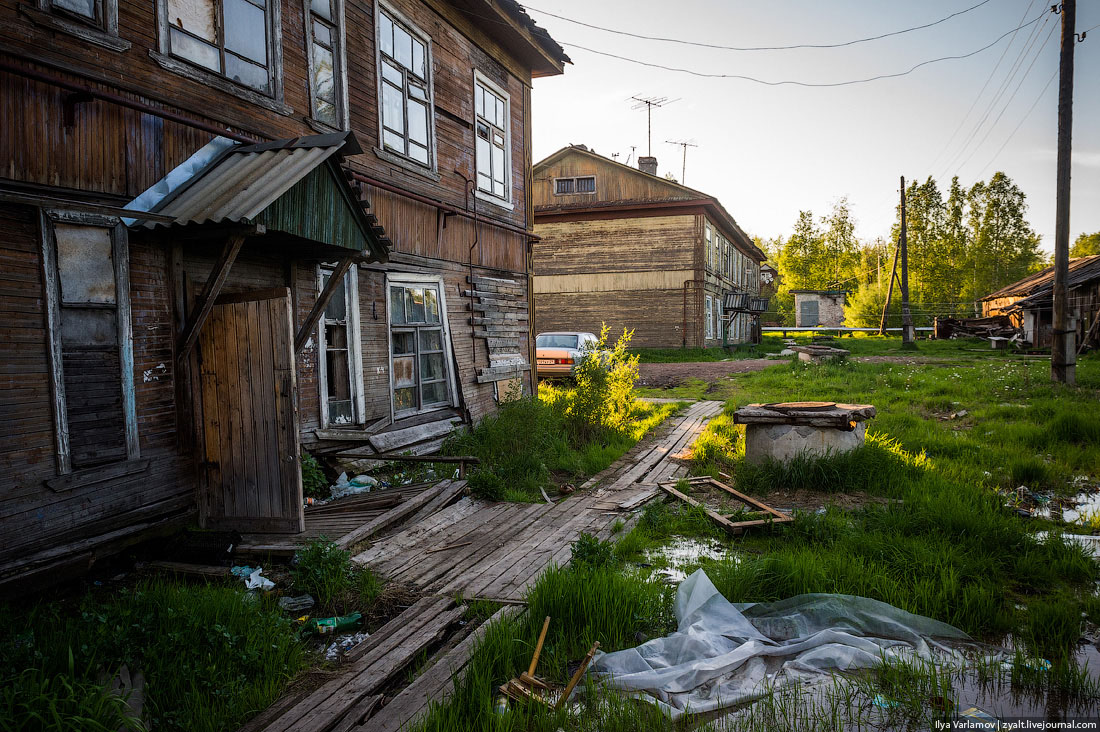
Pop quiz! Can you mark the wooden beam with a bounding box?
[177,233,246,359]
[295,254,355,354]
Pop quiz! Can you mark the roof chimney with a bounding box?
[637,156,658,176]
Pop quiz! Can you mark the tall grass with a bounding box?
[2,581,304,732]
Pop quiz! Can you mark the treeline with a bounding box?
[761,172,1046,327]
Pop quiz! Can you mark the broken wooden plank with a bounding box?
[335,480,464,549]
[658,481,792,535]
[368,418,461,453]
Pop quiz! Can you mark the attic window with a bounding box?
[554,176,595,195]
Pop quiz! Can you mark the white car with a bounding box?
[535,331,599,377]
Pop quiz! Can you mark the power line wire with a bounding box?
[523,0,997,52]
[557,13,1046,87]
[927,0,1040,173]
[974,68,1058,177]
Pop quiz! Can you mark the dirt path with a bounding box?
[638,355,955,388]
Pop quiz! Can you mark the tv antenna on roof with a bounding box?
[630,95,678,157]
[665,139,698,184]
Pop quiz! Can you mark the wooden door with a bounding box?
[197,288,304,533]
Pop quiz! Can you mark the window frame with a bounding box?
[40,210,139,476]
[152,0,287,111]
[374,1,437,173]
[316,263,364,429]
[552,176,596,196]
[25,0,128,51]
[472,70,512,208]
[704,295,714,340]
[304,0,348,130]
[385,273,457,421]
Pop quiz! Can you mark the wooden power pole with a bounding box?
[899,177,915,348]
[879,240,900,335]
[1052,0,1076,384]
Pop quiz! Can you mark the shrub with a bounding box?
[300,451,328,499]
[568,325,640,439]
[466,469,507,502]
[292,538,352,607]
[570,532,615,569]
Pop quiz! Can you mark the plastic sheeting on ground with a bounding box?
[587,569,972,719]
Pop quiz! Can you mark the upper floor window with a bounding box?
[474,73,509,201]
[307,0,345,127]
[554,176,595,195]
[51,0,103,25]
[163,0,276,92]
[377,4,433,167]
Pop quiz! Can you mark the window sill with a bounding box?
[304,116,344,134]
[149,51,292,115]
[373,146,441,182]
[474,189,514,212]
[19,4,131,51]
[45,458,150,492]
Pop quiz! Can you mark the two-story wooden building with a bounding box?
[531,146,766,348]
[0,0,566,588]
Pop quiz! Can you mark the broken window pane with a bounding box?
[168,0,216,42]
[420,352,444,381]
[392,330,415,355]
[411,38,425,79]
[55,224,115,305]
[393,355,415,386]
[419,328,441,352]
[226,54,269,91]
[394,386,416,411]
[422,381,446,405]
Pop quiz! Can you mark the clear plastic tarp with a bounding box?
[587,569,972,718]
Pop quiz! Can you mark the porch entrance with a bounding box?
[197,288,304,533]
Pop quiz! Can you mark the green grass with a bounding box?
[1,581,304,732]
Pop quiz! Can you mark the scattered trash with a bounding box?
[230,565,257,578]
[303,612,363,636]
[950,409,969,419]
[872,694,899,709]
[1004,657,1051,672]
[560,484,576,495]
[323,631,370,661]
[277,594,315,613]
[958,705,1001,729]
[330,473,379,499]
[493,695,509,715]
[244,567,275,591]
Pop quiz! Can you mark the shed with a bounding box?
[790,290,848,328]
[992,255,1100,348]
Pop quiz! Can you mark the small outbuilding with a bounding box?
[790,290,848,328]
[981,255,1100,348]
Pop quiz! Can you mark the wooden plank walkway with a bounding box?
[352,401,724,602]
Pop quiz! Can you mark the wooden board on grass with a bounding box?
[658,477,793,535]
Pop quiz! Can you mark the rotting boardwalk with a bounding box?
[353,400,724,602]
[243,400,723,732]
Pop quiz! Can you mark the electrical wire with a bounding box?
[522,0,997,52]
[974,68,1058,177]
[927,0,1040,173]
[556,12,1046,87]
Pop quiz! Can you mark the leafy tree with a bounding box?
[844,279,900,327]
[963,172,1042,303]
[1072,232,1100,257]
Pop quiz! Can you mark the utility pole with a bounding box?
[665,140,698,184]
[1052,0,1076,385]
[899,176,916,348]
[630,96,677,156]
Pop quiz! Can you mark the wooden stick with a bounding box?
[528,616,551,677]
[424,541,472,554]
[556,641,599,709]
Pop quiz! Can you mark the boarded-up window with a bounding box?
[388,280,452,416]
[43,215,137,473]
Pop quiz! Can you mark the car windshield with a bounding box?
[537,334,579,349]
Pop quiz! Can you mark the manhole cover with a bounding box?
[764,401,836,412]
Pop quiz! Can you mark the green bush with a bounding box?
[570,532,615,569]
[568,325,640,439]
[300,451,328,499]
[466,469,507,501]
[292,538,352,607]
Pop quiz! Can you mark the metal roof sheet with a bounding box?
[981,255,1100,301]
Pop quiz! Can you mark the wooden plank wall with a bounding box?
[532,151,694,209]
[0,205,193,579]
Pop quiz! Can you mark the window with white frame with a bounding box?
[388,279,453,416]
[553,176,595,195]
[377,4,433,167]
[41,212,138,473]
[705,224,713,271]
[160,0,277,92]
[704,295,713,339]
[318,264,362,426]
[306,0,345,127]
[474,74,509,201]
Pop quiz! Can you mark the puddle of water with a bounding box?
[641,536,730,583]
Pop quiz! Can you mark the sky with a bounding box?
[525,0,1100,254]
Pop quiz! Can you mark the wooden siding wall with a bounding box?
[533,153,693,208]
[0,204,193,581]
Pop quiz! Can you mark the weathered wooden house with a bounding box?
[531,146,766,349]
[0,0,566,588]
[981,255,1100,348]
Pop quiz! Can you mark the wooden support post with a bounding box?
[878,240,900,336]
[898,177,916,349]
[1052,0,1076,385]
[294,254,356,354]
[177,233,247,359]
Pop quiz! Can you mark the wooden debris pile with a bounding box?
[659,476,793,534]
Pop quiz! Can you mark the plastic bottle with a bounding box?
[304,612,363,635]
